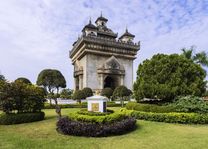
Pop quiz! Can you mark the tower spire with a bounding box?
[89,17,92,24]
[101,11,102,17]
[125,25,128,33]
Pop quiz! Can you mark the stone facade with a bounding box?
[70,14,140,91]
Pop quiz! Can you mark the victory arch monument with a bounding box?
[69,14,140,91]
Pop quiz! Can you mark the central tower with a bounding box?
[70,14,140,91]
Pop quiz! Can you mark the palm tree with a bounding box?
[181,46,208,67]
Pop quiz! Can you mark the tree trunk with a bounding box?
[121,97,124,107]
[49,99,52,105]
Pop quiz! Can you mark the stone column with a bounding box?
[120,75,124,85]
[100,74,104,89]
[79,75,83,90]
[74,77,77,90]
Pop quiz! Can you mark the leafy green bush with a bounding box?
[170,96,208,113]
[14,77,31,84]
[134,54,206,102]
[0,81,45,114]
[72,90,85,104]
[101,88,113,98]
[77,109,114,116]
[68,110,133,124]
[57,116,136,137]
[0,112,45,125]
[60,89,73,99]
[82,87,93,99]
[126,102,175,113]
[132,111,208,124]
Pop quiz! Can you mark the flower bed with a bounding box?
[57,110,136,137]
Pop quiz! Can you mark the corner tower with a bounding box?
[70,14,140,91]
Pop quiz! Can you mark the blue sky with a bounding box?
[0,0,208,88]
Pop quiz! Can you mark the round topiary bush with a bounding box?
[56,110,136,137]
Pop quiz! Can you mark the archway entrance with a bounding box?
[104,76,115,89]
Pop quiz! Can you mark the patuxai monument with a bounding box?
[70,14,140,91]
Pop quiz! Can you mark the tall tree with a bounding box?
[72,90,85,108]
[134,54,206,102]
[181,47,208,67]
[0,74,5,81]
[36,69,66,105]
[113,85,131,107]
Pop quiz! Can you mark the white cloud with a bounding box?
[0,0,208,88]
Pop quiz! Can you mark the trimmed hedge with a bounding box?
[132,111,208,124]
[68,110,133,124]
[57,116,136,137]
[0,112,45,125]
[77,109,114,116]
[44,102,122,109]
[126,102,175,113]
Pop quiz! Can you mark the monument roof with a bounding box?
[119,29,135,39]
[95,14,108,23]
[82,20,97,32]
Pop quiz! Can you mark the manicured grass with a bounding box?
[0,108,208,149]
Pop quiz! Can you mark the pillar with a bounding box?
[100,74,104,89]
[79,75,83,90]
[120,75,124,85]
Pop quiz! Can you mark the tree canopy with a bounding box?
[60,89,73,99]
[36,69,66,94]
[113,85,131,107]
[181,47,208,67]
[101,87,113,98]
[0,74,5,81]
[82,87,93,99]
[134,54,207,102]
[0,81,45,114]
[15,77,31,84]
[72,90,85,104]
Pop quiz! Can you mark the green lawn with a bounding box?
[0,108,208,149]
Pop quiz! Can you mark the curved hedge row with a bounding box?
[0,112,45,125]
[132,111,208,124]
[57,116,136,137]
[68,110,132,124]
[77,109,114,116]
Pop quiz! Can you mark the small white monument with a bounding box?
[87,95,108,113]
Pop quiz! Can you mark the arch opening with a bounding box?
[104,76,115,89]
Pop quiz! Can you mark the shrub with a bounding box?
[82,87,93,99]
[170,96,208,113]
[0,112,45,125]
[60,89,73,99]
[126,102,175,113]
[77,109,114,116]
[113,86,131,107]
[134,54,206,102]
[14,77,31,84]
[67,110,133,124]
[101,88,113,99]
[72,90,85,104]
[0,81,45,114]
[44,102,122,109]
[57,116,136,137]
[132,111,208,124]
